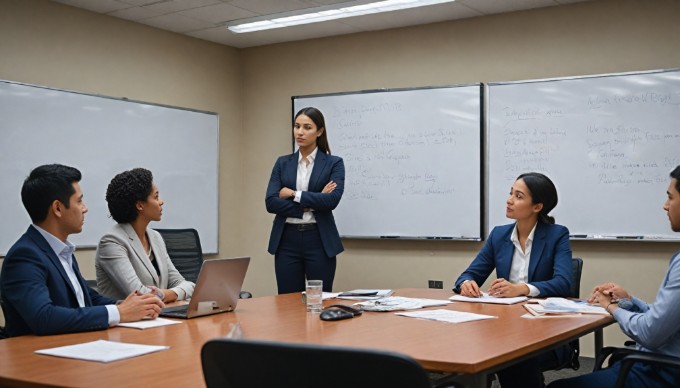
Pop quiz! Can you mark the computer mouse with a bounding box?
[319,309,354,321]
[325,304,363,316]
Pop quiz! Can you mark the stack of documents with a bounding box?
[523,298,608,317]
[449,292,528,305]
[356,296,451,311]
[336,289,394,300]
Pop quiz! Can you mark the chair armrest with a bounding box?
[594,346,647,371]
[615,352,680,388]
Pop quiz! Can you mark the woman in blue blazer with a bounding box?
[266,107,345,294]
[454,172,573,388]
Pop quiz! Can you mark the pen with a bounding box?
[380,236,400,239]
[615,236,644,240]
[570,235,588,238]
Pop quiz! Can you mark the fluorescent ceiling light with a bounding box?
[228,0,456,33]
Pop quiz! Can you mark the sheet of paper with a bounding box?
[35,340,169,363]
[117,317,182,330]
[449,292,528,305]
[356,297,451,311]
[396,309,496,323]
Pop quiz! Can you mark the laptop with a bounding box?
[160,257,250,319]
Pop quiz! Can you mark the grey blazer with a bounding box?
[95,223,194,300]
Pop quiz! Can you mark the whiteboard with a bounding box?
[293,85,482,240]
[487,69,680,240]
[0,81,219,255]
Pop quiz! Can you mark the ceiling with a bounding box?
[51,0,591,49]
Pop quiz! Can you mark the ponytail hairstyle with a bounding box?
[517,172,558,224]
[295,107,331,154]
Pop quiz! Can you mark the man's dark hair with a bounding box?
[21,164,81,223]
[671,166,680,193]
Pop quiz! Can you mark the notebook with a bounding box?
[160,257,250,319]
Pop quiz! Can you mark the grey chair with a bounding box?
[201,338,433,388]
[154,228,251,299]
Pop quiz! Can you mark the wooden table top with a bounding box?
[0,288,613,387]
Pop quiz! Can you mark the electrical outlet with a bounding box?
[428,280,444,289]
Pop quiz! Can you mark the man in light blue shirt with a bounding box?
[549,166,680,387]
[0,164,164,337]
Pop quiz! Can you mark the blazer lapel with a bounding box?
[122,224,160,284]
[308,151,327,191]
[27,226,83,305]
[285,152,299,189]
[497,227,515,278]
[528,223,547,280]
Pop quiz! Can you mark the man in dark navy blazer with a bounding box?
[0,164,164,337]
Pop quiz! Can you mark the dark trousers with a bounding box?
[497,344,571,388]
[547,360,680,388]
[275,224,336,294]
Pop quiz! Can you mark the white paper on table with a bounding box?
[357,297,451,311]
[117,317,182,329]
[35,340,169,363]
[449,292,528,305]
[538,298,609,314]
[395,309,496,323]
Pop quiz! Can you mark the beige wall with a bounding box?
[2,0,680,356]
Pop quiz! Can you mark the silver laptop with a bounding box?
[160,257,250,319]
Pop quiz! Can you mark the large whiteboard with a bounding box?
[293,85,482,240]
[0,81,219,255]
[487,69,680,240]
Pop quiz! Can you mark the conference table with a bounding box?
[0,288,613,387]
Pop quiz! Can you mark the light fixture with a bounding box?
[227,0,456,33]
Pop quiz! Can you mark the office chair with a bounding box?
[201,338,433,388]
[0,288,6,339]
[541,257,584,372]
[593,345,680,387]
[154,228,251,299]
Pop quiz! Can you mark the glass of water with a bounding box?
[305,280,323,313]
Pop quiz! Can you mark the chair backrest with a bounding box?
[571,257,583,299]
[201,339,432,388]
[154,228,204,283]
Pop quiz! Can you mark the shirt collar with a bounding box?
[33,224,76,260]
[298,147,318,163]
[511,222,538,245]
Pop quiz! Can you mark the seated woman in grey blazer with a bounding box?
[95,168,194,302]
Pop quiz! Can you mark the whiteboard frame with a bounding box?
[0,80,220,255]
[293,84,484,241]
[486,68,680,242]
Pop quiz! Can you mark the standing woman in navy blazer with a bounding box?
[453,172,573,388]
[266,107,345,294]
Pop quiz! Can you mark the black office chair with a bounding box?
[0,288,6,339]
[154,228,251,299]
[201,338,433,388]
[593,345,680,387]
[541,257,584,372]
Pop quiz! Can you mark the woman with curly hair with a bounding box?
[95,168,194,302]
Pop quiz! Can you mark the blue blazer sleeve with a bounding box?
[0,227,114,337]
[454,222,572,297]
